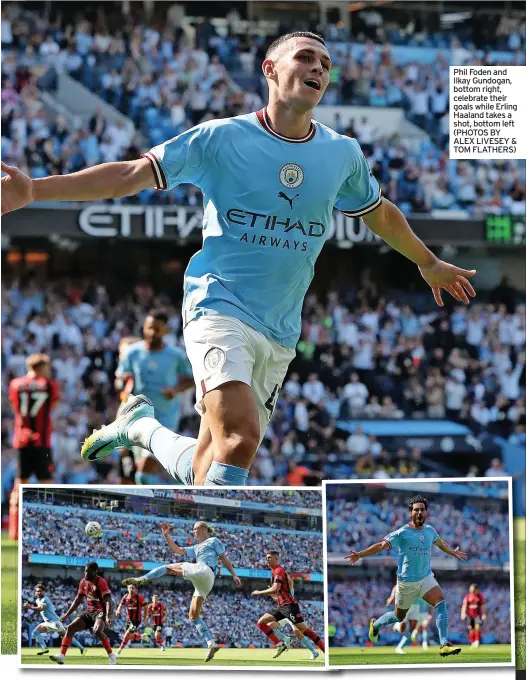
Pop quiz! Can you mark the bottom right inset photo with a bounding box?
[325,477,514,669]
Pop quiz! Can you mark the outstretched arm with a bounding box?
[60,594,83,621]
[434,537,468,561]
[345,540,390,565]
[363,199,476,307]
[161,522,185,555]
[218,554,241,587]
[1,158,155,214]
[104,595,114,627]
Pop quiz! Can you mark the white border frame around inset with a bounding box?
[322,476,515,670]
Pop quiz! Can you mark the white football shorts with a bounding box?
[395,574,439,610]
[181,562,215,599]
[183,314,295,443]
[40,620,66,635]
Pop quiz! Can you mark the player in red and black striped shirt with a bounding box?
[8,354,59,484]
[145,595,167,650]
[252,550,325,658]
[49,562,116,665]
[461,584,486,647]
[116,584,146,656]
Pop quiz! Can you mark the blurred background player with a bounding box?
[461,583,486,648]
[253,550,325,658]
[115,337,142,485]
[23,583,85,656]
[412,600,434,649]
[114,309,193,485]
[8,353,59,538]
[50,562,115,665]
[122,520,241,662]
[145,594,167,651]
[115,584,146,656]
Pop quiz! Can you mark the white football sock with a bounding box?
[127,417,197,482]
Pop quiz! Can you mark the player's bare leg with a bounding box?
[423,585,460,657]
[93,616,117,664]
[49,618,86,664]
[197,381,260,485]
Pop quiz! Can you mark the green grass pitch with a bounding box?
[329,644,512,666]
[1,532,18,655]
[21,647,325,667]
[515,518,525,670]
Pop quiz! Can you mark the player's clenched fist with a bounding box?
[1,162,34,215]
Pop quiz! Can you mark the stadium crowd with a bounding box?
[2,272,525,490]
[1,3,525,218]
[329,578,511,646]
[21,578,324,649]
[326,495,510,567]
[22,505,323,573]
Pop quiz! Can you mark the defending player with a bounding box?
[49,562,116,665]
[461,583,486,648]
[252,550,325,658]
[121,521,241,662]
[345,495,468,658]
[269,572,320,660]
[144,594,167,651]
[23,584,85,656]
[114,312,193,485]
[115,584,146,656]
[2,32,477,488]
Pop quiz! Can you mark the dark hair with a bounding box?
[408,495,428,511]
[35,583,45,591]
[146,309,169,325]
[267,550,280,558]
[266,32,326,59]
[86,561,99,571]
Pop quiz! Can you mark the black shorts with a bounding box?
[118,449,137,483]
[79,611,105,629]
[18,446,53,481]
[270,603,304,625]
[469,616,482,627]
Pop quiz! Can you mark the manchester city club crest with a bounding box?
[204,347,226,372]
[420,534,425,542]
[279,163,304,189]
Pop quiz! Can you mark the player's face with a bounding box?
[264,38,331,112]
[193,524,208,542]
[143,317,167,349]
[470,585,478,593]
[410,502,427,527]
[266,553,278,568]
[35,587,44,598]
[152,595,158,604]
[85,565,96,581]
[128,585,136,595]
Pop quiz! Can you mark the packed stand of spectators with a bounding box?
[2,272,524,490]
[22,505,323,573]
[2,3,524,217]
[22,578,324,649]
[197,489,322,509]
[329,578,511,646]
[326,495,510,566]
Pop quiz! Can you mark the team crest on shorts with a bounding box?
[204,347,226,372]
[279,163,304,189]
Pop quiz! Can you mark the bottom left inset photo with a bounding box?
[19,485,326,669]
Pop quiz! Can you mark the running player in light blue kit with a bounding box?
[122,520,241,662]
[2,31,477,487]
[345,495,468,658]
[115,309,193,485]
[24,584,85,656]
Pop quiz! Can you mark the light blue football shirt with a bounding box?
[116,341,192,429]
[385,523,440,583]
[143,109,381,349]
[184,536,226,573]
[36,595,60,623]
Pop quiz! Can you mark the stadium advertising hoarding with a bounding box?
[2,204,516,246]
